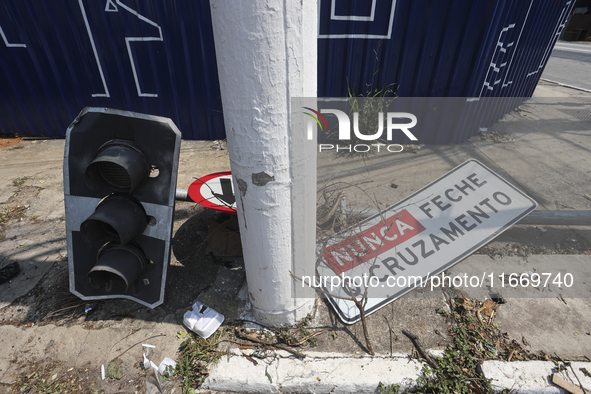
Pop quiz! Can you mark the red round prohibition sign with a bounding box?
[188,171,237,214]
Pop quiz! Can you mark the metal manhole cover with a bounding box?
[558,109,591,121]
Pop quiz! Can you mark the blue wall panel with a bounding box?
[0,0,576,143]
[0,0,224,140]
[318,0,575,143]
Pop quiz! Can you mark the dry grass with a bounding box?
[0,134,24,150]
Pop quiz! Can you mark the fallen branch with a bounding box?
[401,330,439,370]
[111,334,166,361]
[288,329,328,346]
[289,270,375,356]
[317,191,344,227]
[43,303,85,321]
[353,298,375,356]
[477,306,486,327]
[235,328,306,359]
[384,316,394,357]
[551,374,590,394]
[508,349,515,362]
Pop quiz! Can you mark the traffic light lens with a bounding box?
[98,162,132,190]
[87,242,147,293]
[93,222,117,238]
[85,140,149,193]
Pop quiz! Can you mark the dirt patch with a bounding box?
[0,185,43,241]
[0,135,24,150]
[2,357,154,394]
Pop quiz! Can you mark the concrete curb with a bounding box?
[203,350,423,394]
[483,360,591,393]
[540,78,591,94]
[202,351,591,394]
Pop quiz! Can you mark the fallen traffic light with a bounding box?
[63,107,181,307]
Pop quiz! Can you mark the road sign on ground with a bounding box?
[188,172,237,213]
[314,159,537,324]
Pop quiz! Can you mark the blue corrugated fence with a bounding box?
[0,0,575,143]
[0,0,224,140]
[318,0,574,143]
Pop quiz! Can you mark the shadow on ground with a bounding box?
[0,202,247,328]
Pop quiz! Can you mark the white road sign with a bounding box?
[313,159,538,324]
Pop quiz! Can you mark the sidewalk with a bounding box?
[0,81,590,393]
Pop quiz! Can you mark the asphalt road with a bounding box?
[542,41,591,91]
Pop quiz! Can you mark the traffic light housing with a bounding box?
[64,107,181,307]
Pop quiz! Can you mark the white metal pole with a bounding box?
[209,0,317,326]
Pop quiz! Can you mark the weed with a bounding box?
[278,314,320,347]
[176,326,227,393]
[332,92,396,157]
[436,307,448,316]
[106,358,123,380]
[0,205,28,224]
[408,303,493,393]
[378,381,401,394]
[478,130,514,143]
[12,176,29,187]
[280,326,318,347]
[327,41,399,157]
[404,299,560,394]
[297,313,312,328]
[7,361,87,394]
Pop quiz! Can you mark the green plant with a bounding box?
[297,313,312,328]
[7,362,82,394]
[348,41,397,100]
[407,298,564,394]
[378,382,400,394]
[279,314,319,347]
[329,41,399,157]
[12,176,29,187]
[411,305,493,394]
[176,327,227,393]
[436,307,448,316]
[0,205,27,223]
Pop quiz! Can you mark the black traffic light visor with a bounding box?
[85,139,150,193]
[80,195,148,245]
[87,242,147,293]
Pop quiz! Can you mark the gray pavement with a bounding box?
[542,41,591,91]
[0,80,590,393]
